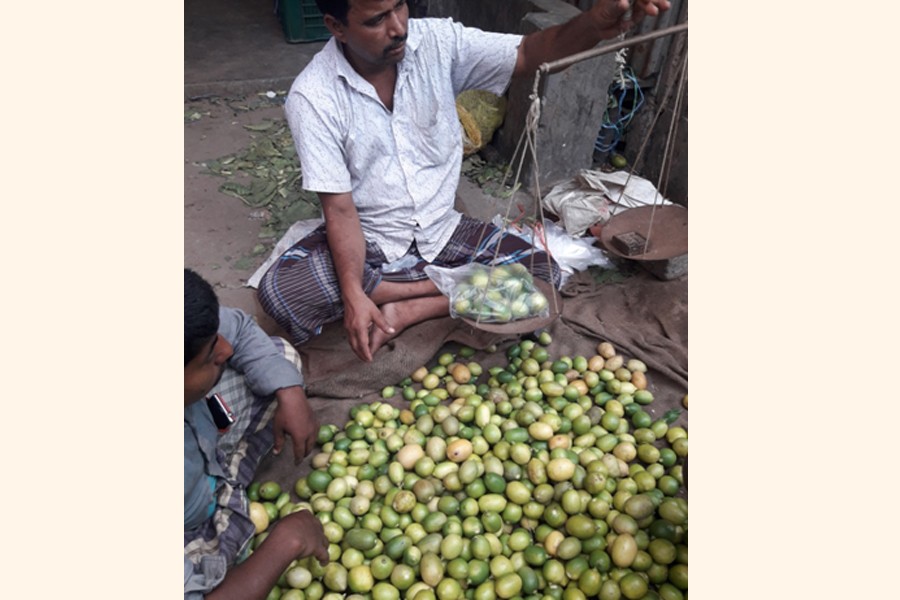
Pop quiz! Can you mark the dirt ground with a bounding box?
[185,94,297,334]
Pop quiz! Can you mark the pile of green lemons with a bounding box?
[248,334,687,600]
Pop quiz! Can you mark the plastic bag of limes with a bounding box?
[424,263,549,323]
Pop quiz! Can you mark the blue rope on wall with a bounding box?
[595,66,644,154]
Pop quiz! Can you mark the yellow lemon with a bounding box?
[249,501,270,534]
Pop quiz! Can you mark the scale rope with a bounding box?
[465,20,689,328]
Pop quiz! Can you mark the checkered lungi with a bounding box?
[257,214,561,347]
[183,338,301,597]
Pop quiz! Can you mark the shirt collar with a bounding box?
[326,20,421,92]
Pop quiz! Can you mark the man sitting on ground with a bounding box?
[257,0,670,362]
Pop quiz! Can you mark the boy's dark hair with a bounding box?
[185,269,220,366]
[315,0,350,24]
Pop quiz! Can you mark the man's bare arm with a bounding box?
[320,192,394,362]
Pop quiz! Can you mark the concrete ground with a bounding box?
[185,0,325,100]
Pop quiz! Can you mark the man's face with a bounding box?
[329,0,410,71]
[184,334,234,406]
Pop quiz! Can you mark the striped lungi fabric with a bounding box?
[257,214,561,347]
[183,338,301,594]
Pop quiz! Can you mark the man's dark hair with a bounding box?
[315,0,350,24]
[185,268,220,366]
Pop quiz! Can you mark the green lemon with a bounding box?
[576,569,601,596]
[524,544,549,566]
[669,563,688,590]
[495,573,523,599]
[372,582,401,600]
[348,565,374,593]
[370,555,395,580]
[307,470,332,493]
[484,472,507,494]
[590,549,611,573]
[264,586,282,600]
[468,559,491,585]
[259,481,282,501]
[556,536,583,560]
[445,557,468,580]
[263,502,278,522]
[565,514,597,539]
[648,519,677,542]
[658,475,680,496]
[247,481,261,502]
[649,538,677,565]
[610,154,627,168]
[323,563,348,592]
[436,577,464,600]
[317,424,335,444]
[390,564,416,590]
[619,572,648,599]
[631,410,652,429]
[658,583,684,600]
[659,447,678,468]
[345,528,378,551]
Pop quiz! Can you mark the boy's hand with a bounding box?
[273,386,319,463]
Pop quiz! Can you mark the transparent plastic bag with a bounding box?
[425,263,550,323]
[489,217,612,287]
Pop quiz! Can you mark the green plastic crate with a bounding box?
[277,0,332,43]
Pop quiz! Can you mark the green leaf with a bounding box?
[244,120,276,132]
[663,409,681,425]
[219,181,252,200]
[280,199,320,224]
[203,111,322,237]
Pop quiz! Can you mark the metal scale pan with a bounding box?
[599,205,688,261]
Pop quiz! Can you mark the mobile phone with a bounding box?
[206,393,236,432]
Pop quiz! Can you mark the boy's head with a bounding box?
[184,269,233,405]
[185,268,219,365]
